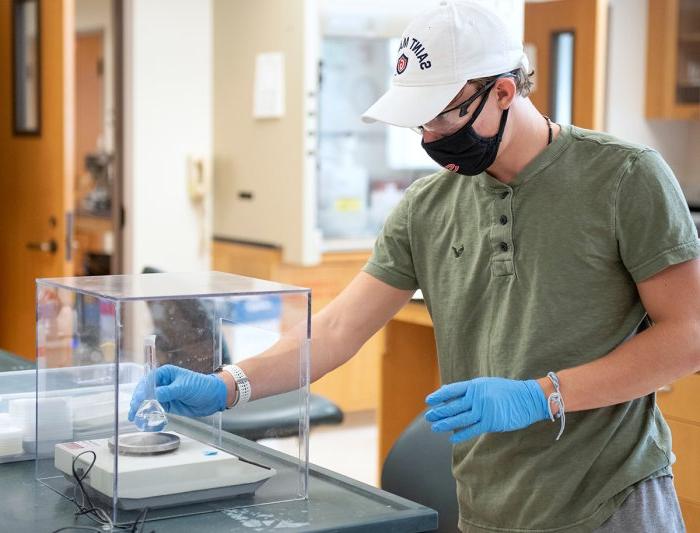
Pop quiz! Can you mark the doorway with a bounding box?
[74,0,122,277]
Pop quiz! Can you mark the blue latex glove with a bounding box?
[128,364,227,420]
[425,377,549,444]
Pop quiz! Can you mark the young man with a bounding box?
[130,2,700,531]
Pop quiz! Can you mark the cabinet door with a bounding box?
[658,374,700,532]
[666,418,700,504]
[680,498,700,533]
[646,0,700,119]
[657,373,700,424]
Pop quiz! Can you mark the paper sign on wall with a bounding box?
[253,52,285,119]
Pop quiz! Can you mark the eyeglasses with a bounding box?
[411,73,515,136]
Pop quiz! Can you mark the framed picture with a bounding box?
[12,0,41,135]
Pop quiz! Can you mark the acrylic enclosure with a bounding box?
[32,272,311,525]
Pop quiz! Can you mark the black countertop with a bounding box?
[1,413,437,533]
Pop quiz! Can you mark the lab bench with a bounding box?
[0,414,437,532]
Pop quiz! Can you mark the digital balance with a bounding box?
[55,431,276,510]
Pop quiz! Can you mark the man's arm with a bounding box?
[218,272,415,404]
[425,258,700,443]
[539,258,700,412]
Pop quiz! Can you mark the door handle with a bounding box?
[26,239,58,254]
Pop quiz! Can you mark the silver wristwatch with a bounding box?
[221,364,251,408]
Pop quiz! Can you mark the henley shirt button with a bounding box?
[499,242,509,252]
[500,191,509,199]
[499,215,508,225]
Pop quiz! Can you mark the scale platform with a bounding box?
[55,432,276,510]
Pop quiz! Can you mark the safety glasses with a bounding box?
[410,72,515,136]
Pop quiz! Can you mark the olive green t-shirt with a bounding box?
[363,124,700,532]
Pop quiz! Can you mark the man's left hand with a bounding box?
[425,377,550,443]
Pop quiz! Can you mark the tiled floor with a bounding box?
[258,410,379,487]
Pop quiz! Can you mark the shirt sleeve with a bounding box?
[362,184,419,291]
[615,149,700,283]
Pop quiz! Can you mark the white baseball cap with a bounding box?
[362,0,529,128]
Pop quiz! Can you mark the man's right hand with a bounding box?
[128,364,228,420]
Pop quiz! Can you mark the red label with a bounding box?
[396,54,409,75]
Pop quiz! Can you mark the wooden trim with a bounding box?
[112,0,124,273]
[321,251,372,264]
[61,0,74,275]
[592,0,608,130]
[213,235,281,250]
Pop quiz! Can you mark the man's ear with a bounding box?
[495,77,517,109]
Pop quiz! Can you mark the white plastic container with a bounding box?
[0,413,23,458]
[0,363,142,462]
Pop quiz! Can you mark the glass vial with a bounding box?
[134,334,168,432]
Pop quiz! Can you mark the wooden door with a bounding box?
[524,0,608,130]
[0,0,75,360]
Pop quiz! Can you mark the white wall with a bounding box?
[123,0,213,274]
[213,0,319,265]
[605,0,700,204]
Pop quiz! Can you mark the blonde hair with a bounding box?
[469,66,534,97]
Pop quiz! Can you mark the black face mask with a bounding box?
[421,84,509,176]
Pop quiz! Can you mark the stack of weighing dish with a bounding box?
[10,397,73,454]
[0,413,24,458]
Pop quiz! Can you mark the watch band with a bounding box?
[222,364,251,408]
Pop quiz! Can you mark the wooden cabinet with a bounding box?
[646,0,700,119]
[682,499,700,533]
[212,238,381,413]
[378,303,438,468]
[657,373,700,532]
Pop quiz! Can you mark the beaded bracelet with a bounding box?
[546,371,566,440]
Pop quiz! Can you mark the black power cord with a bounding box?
[50,527,104,533]
[50,451,155,533]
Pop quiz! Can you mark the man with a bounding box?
[130,2,700,531]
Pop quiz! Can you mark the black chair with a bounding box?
[381,410,458,533]
[141,266,343,440]
[219,389,343,441]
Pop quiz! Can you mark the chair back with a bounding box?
[381,410,458,533]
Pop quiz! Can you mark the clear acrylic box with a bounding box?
[34,272,311,525]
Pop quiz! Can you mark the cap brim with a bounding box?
[362,80,466,128]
